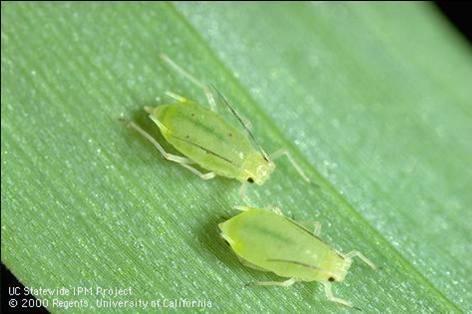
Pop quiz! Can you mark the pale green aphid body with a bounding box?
[146,101,274,185]
[219,207,376,308]
[125,54,309,197]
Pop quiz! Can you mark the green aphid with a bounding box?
[219,207,376,308]
[124,54,309,198]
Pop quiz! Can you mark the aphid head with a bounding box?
[320,253,352,283]
[243,153,275,185]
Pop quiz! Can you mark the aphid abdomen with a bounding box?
[153,103,256,180]
[220,209,339,282]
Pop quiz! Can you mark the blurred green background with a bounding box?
[2,2,471,313]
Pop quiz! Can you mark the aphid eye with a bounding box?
[247,178,254,183]
[328,277,335,282]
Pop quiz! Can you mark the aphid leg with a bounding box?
[247,277,297,288]
[159,53,218,111]
[125,121,187,162]
[312,221,322,236]
[164,91,190,103]
[270,149,310,182]
[239,182,250,203]
[144,106,154,114]
[125,121,215,180]
[179,163,216,180]
[233,205,251,212]
[203,86,218,112]
[322,282,352,308]
[344,250,377,270]
[220,233,235,246]
[147,115,169,133]
[269,206,284,216]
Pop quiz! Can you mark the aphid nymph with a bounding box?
[123,54,309,199]
[219,207,376,308]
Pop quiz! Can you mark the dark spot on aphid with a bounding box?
[191,113,195,117]
[228,132,233,137]
[186,135,190,139]
[328,277,335,282]
[247,178,254,183]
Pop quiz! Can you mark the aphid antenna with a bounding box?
[159,53,206,89]
[209,84,270,160]
[159,53,271,161]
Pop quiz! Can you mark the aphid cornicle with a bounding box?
[219,207,377,308]
[124,54,309,199]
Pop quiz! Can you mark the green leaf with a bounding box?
[2,2,471,313]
